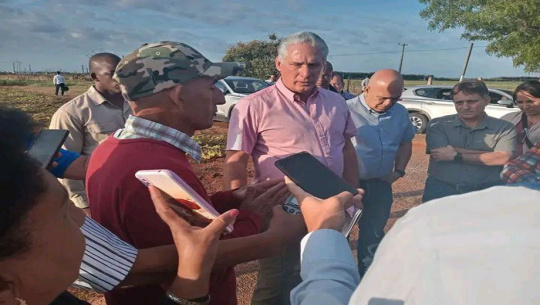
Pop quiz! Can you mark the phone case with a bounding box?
[135,169,234,233]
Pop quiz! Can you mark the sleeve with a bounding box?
[493,124,517,153]
[401,111,416,144]
[49,148,80,178]
[425,119,449,152]
[50,109,89,208]
[290,230,359,305]
[226,98,259,153]
[73,217,138,293]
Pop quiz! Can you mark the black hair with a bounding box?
[451,80,489,99]
[513,80,540,101]
[0,106,46,260]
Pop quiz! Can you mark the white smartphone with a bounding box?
[135,169,234,233]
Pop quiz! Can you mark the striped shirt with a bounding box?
[72,216,138,293]
[114,115,202,163]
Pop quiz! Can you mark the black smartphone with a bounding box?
[26,130,69,168]
[274,151,358,198]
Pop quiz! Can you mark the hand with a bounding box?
[284,177,364,232]
[382,171,402,184]
[265,206,307,254]
[431,145,457,161]
[233,179,283,202]
[237,180,290,220]
[149,186,238,299]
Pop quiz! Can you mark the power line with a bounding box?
[330,45,488,57]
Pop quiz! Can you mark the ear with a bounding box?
[169,84,185,109]
[275,57,282,72]
[0,275,18,305]
[90,72,98,81]
[364,85,370,95]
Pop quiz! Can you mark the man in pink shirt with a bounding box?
[225,31,359,305]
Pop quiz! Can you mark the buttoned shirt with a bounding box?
[53,74,65,85]
[227,78,357,182]
[347,94,415,179]
[49,86,131,208]
[426,114,517,185]
[114,115,202,162]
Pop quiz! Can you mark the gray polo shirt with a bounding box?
[426,114,517,185]
[347,94,416,179]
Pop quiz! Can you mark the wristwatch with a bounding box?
[395,169,406,178]
[164,291,210,305]
[453,152,463,163]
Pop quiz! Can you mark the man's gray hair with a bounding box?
[277,31,329,61]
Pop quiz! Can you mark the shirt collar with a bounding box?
[87,86,110,106]
[453,113,489,130]
[275,78,319,104]
[115,115,202,163]
[359,93,388,117]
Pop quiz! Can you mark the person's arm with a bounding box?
[62,154,90,180]
[49,109,89,211]
[501,144,540,183]
[342,138,359,188]
[224,150,251,190]
[425,119,450,153]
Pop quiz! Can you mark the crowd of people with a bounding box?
[1,31,539,305]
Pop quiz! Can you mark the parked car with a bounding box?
[214,76,270,121]
[399,85,519,133]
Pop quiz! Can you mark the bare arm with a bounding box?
[224,150,250,190]
[342,139,359,188]
[62,155,90,180]
[395,141,413,171]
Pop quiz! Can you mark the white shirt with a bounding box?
[292,184,540,305]
[53,74,65,85]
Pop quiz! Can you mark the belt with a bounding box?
[434,178,501,192]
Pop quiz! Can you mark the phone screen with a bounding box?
[26,130,69,168]
[275,151,358,198]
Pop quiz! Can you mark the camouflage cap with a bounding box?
[114,41,245,100]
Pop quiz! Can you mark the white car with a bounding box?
[214,76,270,121]
[399,85,519,133]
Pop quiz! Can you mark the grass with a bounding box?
[0,87,66,127]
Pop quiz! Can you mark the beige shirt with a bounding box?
[49,86,131,208]
[501,111,540,154]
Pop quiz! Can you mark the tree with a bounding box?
[419,0,540,72]
[223,34,281,79]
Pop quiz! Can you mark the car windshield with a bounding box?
[225,79,269,94]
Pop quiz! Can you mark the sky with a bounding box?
[1,0,538,78]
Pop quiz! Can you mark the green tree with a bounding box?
[223,34,281,79]
[419,0,540,72]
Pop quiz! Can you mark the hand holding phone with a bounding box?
[136,169,234,233]
[26,129,69,168]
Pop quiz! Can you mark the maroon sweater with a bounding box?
[86,136,263,305]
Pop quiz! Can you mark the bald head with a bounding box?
[316,61,334,89]
[364,69,404,113]
[89,53,122,95]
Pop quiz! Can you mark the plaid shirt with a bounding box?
[501,142,540,183]
[114,115,202,163]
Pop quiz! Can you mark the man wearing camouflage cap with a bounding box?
[86,41,306,305]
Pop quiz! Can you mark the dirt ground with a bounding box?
[3,85,429,305]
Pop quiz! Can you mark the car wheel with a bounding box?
[409,112,428,133]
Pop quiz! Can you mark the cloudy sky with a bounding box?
[1,0,538,78]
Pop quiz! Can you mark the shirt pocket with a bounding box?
[86,122,119,143]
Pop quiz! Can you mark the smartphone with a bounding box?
[275,151,361,237]
[275,151,358,198]
[26,129,69,168]
[135,169,234,233]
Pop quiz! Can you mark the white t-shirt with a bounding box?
[53,74,65,85]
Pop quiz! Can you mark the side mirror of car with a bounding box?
[497,100,514,108]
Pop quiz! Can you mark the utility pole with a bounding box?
[82,65,85,74]
[459,43,474,81]
[398,43,408,73]
[28,64,31,74]
[12,62,15,73]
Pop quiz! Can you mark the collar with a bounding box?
[275,78,319,104]
[359,93,388,116]
[453,114,489,130]
[86,86,110,106]
[115,115,202,163]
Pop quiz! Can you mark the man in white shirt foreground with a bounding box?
[291,182,540,305]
